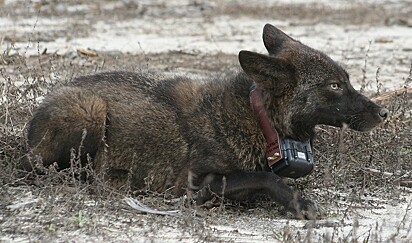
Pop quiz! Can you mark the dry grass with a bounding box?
[1,0,411,242]
[1,43,411,242]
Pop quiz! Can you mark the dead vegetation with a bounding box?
[1,42,411,243]
[1,0,411,242]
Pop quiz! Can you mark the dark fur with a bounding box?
[24,25,388,219]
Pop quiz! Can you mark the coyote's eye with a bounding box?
[330,83,339,90]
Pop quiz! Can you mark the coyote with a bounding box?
[25,24,388,219]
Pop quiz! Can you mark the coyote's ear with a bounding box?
[263,24,295,55]
[239,50,296,93]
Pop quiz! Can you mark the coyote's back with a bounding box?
[26,72,197,193]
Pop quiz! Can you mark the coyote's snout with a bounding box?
[24,24,387,219]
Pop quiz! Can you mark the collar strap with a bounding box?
[249,84,283,167]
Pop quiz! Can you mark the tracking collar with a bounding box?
[249,83,314,178]
[249,83,283,167]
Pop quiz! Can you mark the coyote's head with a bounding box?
[239,24,388,140]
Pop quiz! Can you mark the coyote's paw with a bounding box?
[288,199,325,220]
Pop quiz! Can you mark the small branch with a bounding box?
[6,199,39,210]
[363,167,395,178]
[371,87,411,102]
[364,168,412,188]
[400,180,412,188]
[123,197,180,216]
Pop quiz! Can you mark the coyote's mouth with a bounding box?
[346,118,384,132]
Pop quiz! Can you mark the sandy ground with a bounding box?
[1,0,411,242]
[2,0,412,91]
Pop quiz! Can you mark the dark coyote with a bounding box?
[25,24,388,219]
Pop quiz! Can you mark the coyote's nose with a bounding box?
[379,108,389,120]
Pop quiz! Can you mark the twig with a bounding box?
[400,181,412,188]
[363,168,412,188]
[360,40,372,93]
[6,199,39,210]
[363,167,398,178]
[123,197,180,216]
[397,196,412,233]
[371,87,411,102]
